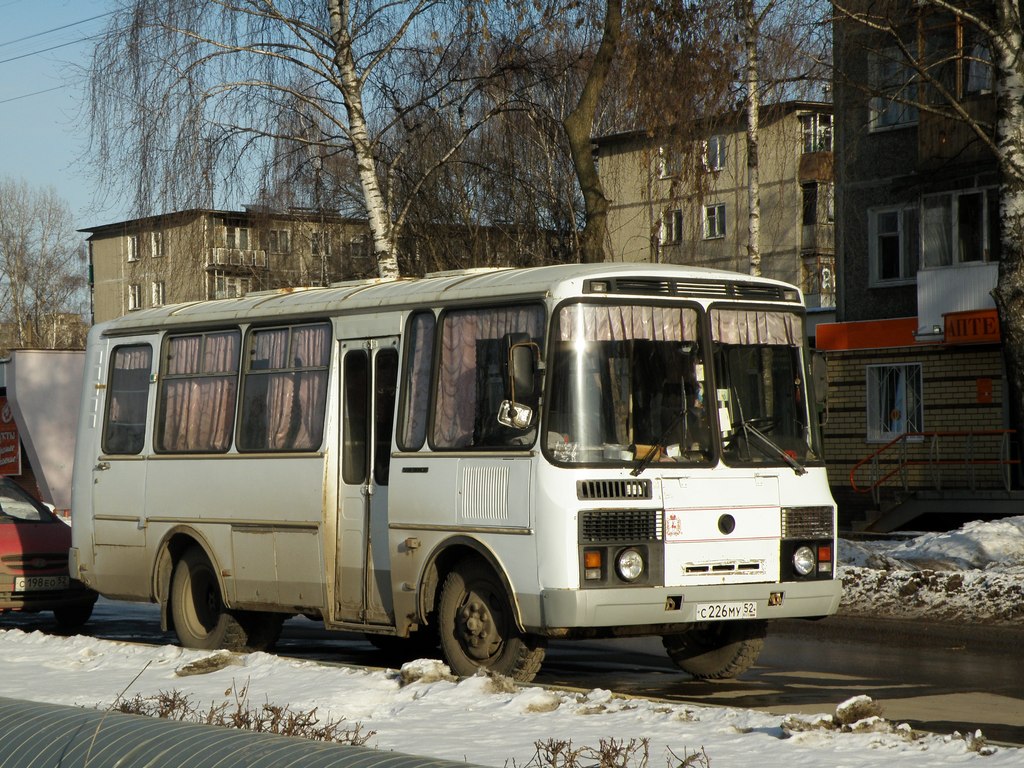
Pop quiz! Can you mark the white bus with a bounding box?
[71,263,841,681]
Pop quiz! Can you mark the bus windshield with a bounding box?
[544,302,819,469]
[545,303,712,465]
[710,307,819,469]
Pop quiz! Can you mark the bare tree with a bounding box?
[0,179,88,352]
[87,0,538,280]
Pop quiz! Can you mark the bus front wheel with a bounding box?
[662,620,767,680]
[438,561,545,682]
[171,547,250,651]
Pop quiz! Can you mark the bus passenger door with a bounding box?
[336,337,399,626]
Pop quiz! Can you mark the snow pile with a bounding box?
[839,516,1024,624]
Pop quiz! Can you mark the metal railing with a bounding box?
[849,429,1019,506]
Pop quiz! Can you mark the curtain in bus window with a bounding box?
[709,309,802,346]
[399,312,435,451]
[158,331,239,452]
[557,305,698,342]
[240,323,331,451]
[103,345,153,455]
[434,306,545,449]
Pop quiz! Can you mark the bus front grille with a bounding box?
[781,506,834,538]
[577,479,652,501]
[580,509,662,543]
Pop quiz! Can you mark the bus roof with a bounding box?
[97,262,801,336]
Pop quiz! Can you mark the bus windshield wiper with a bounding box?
[631,409,685,477]
[740,419,806,476]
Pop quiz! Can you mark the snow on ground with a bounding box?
[4,517,1024,767]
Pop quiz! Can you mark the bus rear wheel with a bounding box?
[662,620,767,680]
[438,561,545,682]
[171,547,250,651]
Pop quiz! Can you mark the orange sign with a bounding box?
[0,396,20,476]
[944,309,1001,345]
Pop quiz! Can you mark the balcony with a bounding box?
[916,261,998,333]
[207,248,268,270]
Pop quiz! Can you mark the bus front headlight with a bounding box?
[616,548,645,582]
[793,545,816,576]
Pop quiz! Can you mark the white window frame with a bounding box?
[800,113,833,153]
[268,228,291,254]
[152,281,165,307]
[128,283,142,311]
[127,235,139,263]
[869,49,919,131]
[868,206,919,285]
[921,186,999,268]
[311,230,332,257]
[150,231,164,258]
[866,364,923,443]
[213,272,251,299]
[661,208,683,245]
[703,203,726,240]
[226,225,251,250]
[657,146,683,179]
[704,135,727,172]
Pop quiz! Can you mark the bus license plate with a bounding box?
[694,601,757,621]
[14,576,68,592]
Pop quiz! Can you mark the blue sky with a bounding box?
[0,0,118,229]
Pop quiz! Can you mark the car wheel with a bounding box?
[438,560,545,682]
[53,600,95,632]
[662,620,767,679]
[170,546,248,651]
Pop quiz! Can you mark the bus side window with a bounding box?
[397,311,435,452]
[433,305,545,450]
[102,344,153,455]
[374,349,399,485]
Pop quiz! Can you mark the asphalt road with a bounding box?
[5,602,1024,745]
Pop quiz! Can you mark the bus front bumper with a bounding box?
[522,579,842,634]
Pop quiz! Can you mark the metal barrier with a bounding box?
[0,696,481,768]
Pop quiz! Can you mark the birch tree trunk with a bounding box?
[742,0,762,278]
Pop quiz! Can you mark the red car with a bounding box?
[0,479,96,629]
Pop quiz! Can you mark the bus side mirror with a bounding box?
[811,352,828,408]
[498,335,539,430]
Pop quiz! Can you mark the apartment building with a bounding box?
[595,101,836,315]
[819,2,1012,530]
[82,208,375,324]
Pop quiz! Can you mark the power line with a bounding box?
[0,85,64,105]
[0,33,103,66]
[0,12,114,49]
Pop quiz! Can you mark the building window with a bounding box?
[869,49,919,130]
[802,183,818,226]
[152,281,165,307]
[661,209,683,245]
[214,273,251,299]
[869,206,919,283]
[127,235,139,262]
[920,11,993,101]
[658,146,683,179]
[151,231,164,258]
[800,113,833,152]
[921,187,1000,267]
[226,225,251,250]
[311,231,331,257]
[128,283,142,311]
[703,204,726,239]
[704,135,726,171]
[267,229,291,254]
[867,364,923,443]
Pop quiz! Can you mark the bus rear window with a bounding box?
[102,344,153,455]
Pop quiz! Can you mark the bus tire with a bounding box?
[237,611,285,652]
[662,620,767,680]
[438,561,545,682]
[170,547,248,651]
